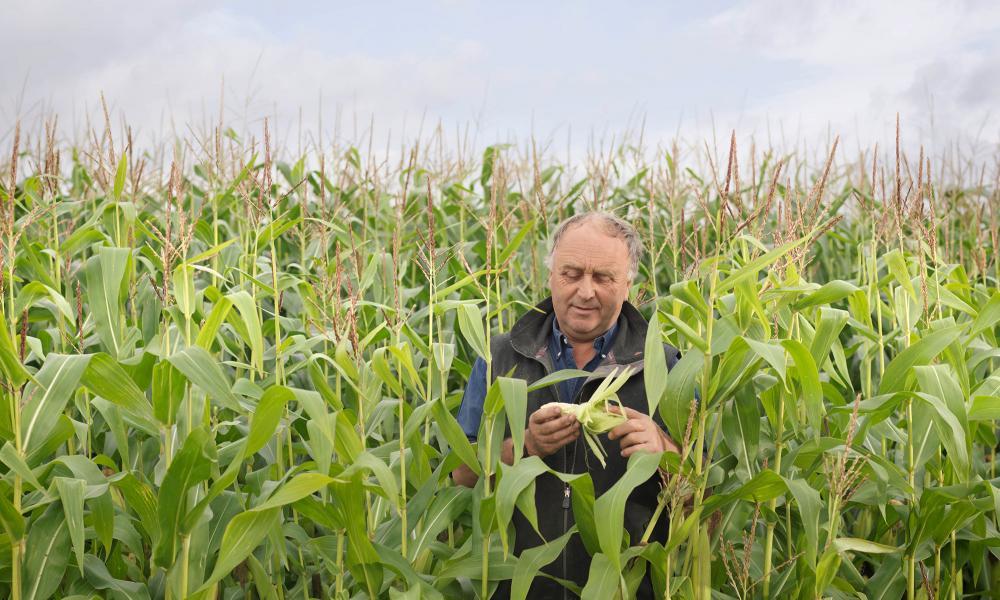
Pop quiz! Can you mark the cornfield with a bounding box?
[0,110,998,599]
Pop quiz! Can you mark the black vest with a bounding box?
[489,298,679,599]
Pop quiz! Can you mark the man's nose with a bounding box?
[577,275,595,299]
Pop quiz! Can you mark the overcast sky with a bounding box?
[3,0,999,159]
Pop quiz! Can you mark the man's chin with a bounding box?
[563,319,601,340]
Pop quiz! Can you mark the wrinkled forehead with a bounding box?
[550,225,630,271]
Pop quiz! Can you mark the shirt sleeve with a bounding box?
[456,357,488,441]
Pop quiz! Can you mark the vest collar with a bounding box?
[509,297,649,367]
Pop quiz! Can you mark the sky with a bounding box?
[3,0,1000,161]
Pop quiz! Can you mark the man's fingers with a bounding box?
[617,431,648,450]
[549,426,580,447]
[530,405,563,424]
[530,421,580,455]
[608,419,641,440]
[622,406,643,419]
[621,442,649,458]
[534,414,579,436]
[608,405,642,419]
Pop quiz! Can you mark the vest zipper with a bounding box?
[563,449,570,600]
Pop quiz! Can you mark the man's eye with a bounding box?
[594,274,609,283]
[564,271,582,280]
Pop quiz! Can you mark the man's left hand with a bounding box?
[608,406,680,458]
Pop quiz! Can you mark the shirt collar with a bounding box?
[551,318,618,359]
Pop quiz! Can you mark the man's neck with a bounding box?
[569,341,598,369]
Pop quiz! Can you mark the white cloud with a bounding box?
[688,0,1000,155]
[2,0,998,164]
[2,2,491,152]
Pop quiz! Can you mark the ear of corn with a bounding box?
[550,367,633,467]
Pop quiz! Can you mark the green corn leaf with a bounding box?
[372,542,445,598]
[81,352,154,423]
[0,311,28,387]
[153,428,214,568]
[792,279,860,310]
[669,280,710,324]
[408,486,470,561]
[431,397,481,475]
[227,290,264,372]
[85,247,130,358]
[880,326,962,394]
[497,218,535,265]
[644,312,668,416]
[0,442,44,491]
[245,553,278,600]
[167,346,241,411]
[0,482,25,540]
[23,503,71,600]
[660,349,702,442]
[82,554,151,600]
[885,250,916,300]
[152,360,186,425]
[457,303,488,359]
[173,263,197,319]
[664,507,702,554]
[195,294,233,349]
[14,281,75,325]
[809,307,849,367]
[913,391,970,480]
[969,291,1000,338]
[722,386,760,479]
[21,353,91,454]
[783,476,821,567]
[112,153,128,199]
[54,477,87,575]
[496,457,549,556]
[525,368,592,392]
[783,339,824,434]
[256,472,333,511]
[499,376,528,462]
[662,313,709,353]
[341,451,400,509]
[969,395,1000,420]
[247,385,293,456]
[194,507,281,595]
[833,537,900,554]
[594,451,661,572]
[716,234,812,295]
[702,469,788,512]
[744,338,787,383]
[580,553,623,600]
[329,476,382,590]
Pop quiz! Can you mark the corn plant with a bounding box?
[0,112,996,599]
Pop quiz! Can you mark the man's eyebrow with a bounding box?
[557,263,620,276]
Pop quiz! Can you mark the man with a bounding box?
[452,212,681,599]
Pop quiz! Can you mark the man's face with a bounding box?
[547,220,631,344]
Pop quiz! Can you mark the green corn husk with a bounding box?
[551,366,634,467]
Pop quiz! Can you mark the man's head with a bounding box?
[545,212,643,344]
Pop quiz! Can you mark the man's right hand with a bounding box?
[525,405,580,458]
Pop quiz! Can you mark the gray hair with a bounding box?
[544,212,644,280]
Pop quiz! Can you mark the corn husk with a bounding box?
[550,366,633,467]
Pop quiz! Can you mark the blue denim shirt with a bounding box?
[456,320,618,440]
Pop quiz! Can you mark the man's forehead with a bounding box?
[552,225,629,263]
[552,247,628,271]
